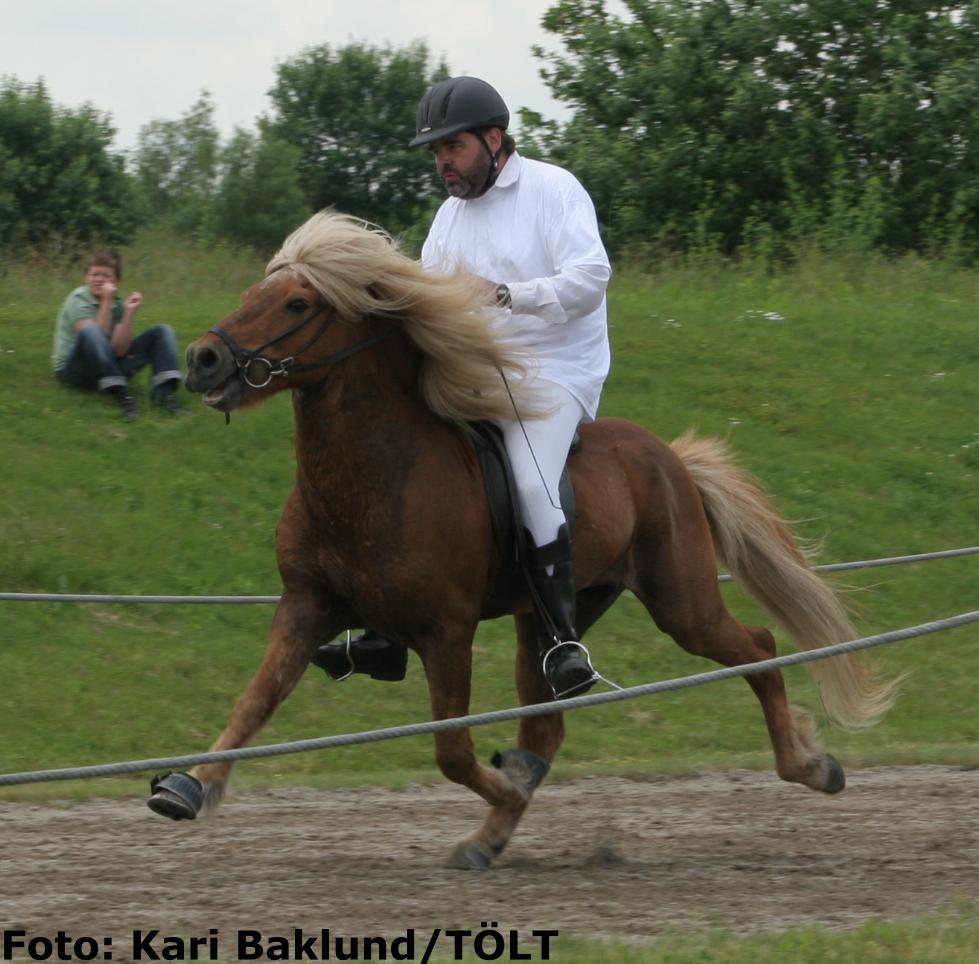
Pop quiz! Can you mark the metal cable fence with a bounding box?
[3,546,977,605]
[2,608,976,787]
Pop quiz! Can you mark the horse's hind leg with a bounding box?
[639,581,844,793]
[732,620,844,792]
[466,586,625,865]
[421,635,539,870]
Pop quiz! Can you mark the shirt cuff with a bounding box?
[507,280,568,325]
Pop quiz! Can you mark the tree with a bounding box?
[132,92,221,236]
[215,126,310,251]
[266,41,446,234]
[0,77,137,250]
[532,0,979,258]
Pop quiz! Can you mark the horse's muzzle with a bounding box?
[185,337,243,412]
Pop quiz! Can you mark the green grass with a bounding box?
[458,902,979,962]
[1,239,977,794]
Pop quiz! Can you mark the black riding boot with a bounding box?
[311,629,408,682]
[528,524,599,698]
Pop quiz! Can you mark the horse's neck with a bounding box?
[289,352,444,502]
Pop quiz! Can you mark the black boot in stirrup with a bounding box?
[311,629,408,682]
[528,525,600,698]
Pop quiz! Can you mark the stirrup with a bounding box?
[541,641,600,699]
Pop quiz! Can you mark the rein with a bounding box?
[209,305,393,389]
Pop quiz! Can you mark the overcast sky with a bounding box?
[1,0,618,153]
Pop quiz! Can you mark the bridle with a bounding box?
[208,303,393,389]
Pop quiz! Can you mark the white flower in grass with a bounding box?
[736,309,785,322]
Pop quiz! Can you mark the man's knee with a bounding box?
[145,323,177,344]
[75,325,115,365]
[76,325,108,349]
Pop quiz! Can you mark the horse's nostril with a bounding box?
[197,346,220,372]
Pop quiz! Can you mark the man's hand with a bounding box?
[99,281,118,302]
[473,276,499,304]
[126,292,143,311]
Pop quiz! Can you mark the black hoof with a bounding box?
[491,748,550,795]
[446,841,496,871]
[148,771,204,820]
[822,754,846,794]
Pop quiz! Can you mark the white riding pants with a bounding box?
[496,381,586,548]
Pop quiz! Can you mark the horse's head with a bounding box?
[186,267,385,413]
[188,209,543,423]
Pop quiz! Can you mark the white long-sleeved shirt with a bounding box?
[421,152,612,419]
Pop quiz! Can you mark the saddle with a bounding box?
[468,421,577,619]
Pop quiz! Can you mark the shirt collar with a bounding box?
[491,150,521,192]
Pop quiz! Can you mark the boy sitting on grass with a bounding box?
[51,249,184,419]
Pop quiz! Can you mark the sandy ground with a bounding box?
[1,765,976,958]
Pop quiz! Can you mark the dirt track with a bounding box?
[1,765,976,956]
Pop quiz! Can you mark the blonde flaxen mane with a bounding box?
[266,211,547,423]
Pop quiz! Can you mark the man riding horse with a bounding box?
[313,76,613,698]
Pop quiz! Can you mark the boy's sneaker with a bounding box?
[119,391,139,420]
[156,391,186,415]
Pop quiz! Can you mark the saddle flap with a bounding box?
[468,421,577,618]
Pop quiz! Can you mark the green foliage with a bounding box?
[532,0,979,259]
[123,41,447,250]
[10,16,979,263]
[214,126,311,252]
[132,91,221,237]
[266,41,445,233]
[0,77,138,250]
[129,92,312,252]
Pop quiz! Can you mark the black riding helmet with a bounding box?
[409,76,510,148]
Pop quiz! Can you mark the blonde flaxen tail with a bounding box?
[672,432,901,730]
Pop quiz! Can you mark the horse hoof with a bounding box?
[491,748,550,797]
[445,841,495,871]
[821,754,846,794]
[147,771,204,820]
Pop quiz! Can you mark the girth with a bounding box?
[468,421,578,619]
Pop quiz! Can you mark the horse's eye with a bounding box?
[286,298,309,314]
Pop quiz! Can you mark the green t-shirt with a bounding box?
[51,285,123,372]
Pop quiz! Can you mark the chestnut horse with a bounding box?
[150,211,896,869]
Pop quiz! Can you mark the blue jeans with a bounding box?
[57,324,182,397]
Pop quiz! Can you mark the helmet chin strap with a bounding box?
[472,129,505,198]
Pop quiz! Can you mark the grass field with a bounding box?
[453,904,979,962]
[1,235,977,959]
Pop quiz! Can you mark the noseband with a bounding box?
[209,304,393,389]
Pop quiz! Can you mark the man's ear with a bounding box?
[485,127,503,154]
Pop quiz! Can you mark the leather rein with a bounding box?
[208,304,393,389]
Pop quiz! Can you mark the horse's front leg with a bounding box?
[422,630,545,871]
[148,589,335,820]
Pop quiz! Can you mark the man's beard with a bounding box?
[442,150,493,199]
